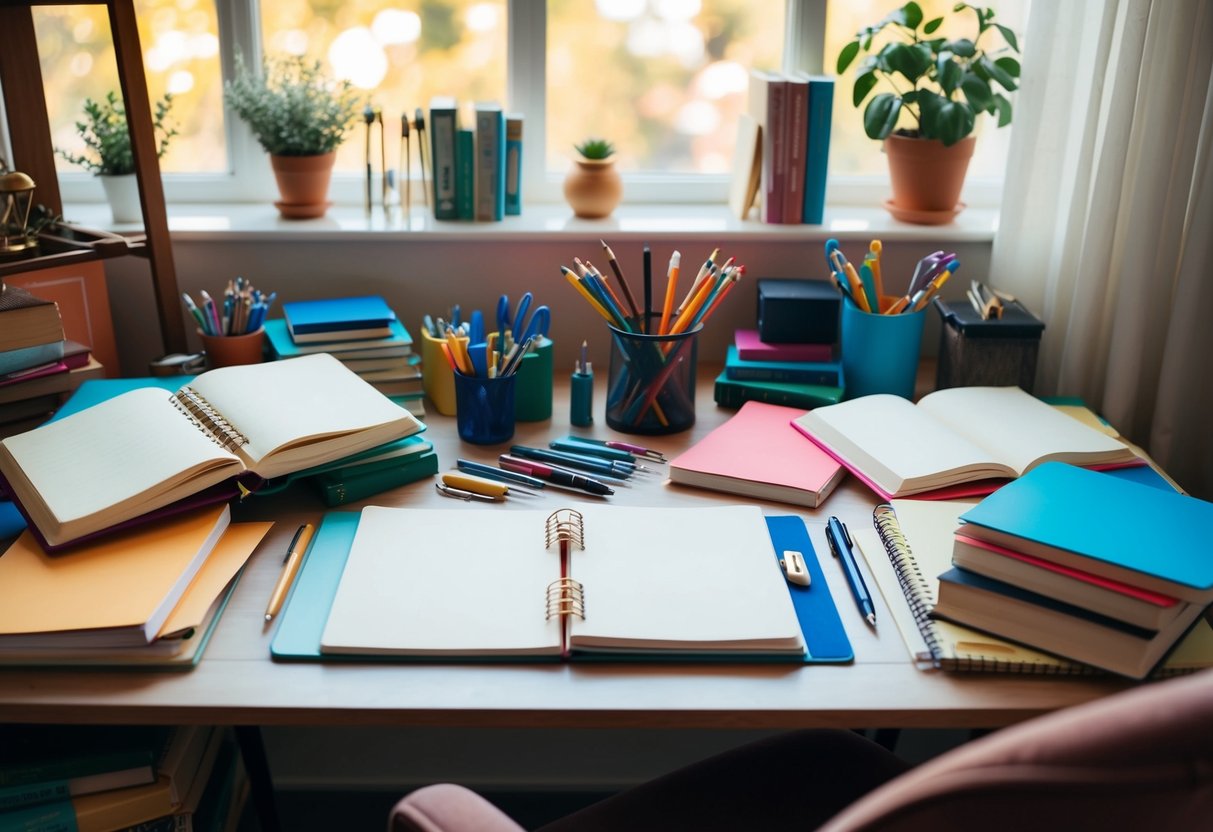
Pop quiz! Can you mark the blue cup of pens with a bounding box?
[605,315,699,435]
[453,370,516,445]
[840,295,925,400]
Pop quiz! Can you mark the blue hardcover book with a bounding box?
[799,74,834,225]
[282,295,397,337]
[959,462,1213,603]
[265,318,412,358]
[0,340,65,377]
[455,127,475,220]
[723,345,842,386]
[474,101,506,221]
[504,114,523,215]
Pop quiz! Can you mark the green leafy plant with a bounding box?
[574,138,615,160]
[56,91,176,175]
[837,2,1021,146]
[224,55,358,156]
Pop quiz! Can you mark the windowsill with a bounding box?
[61,201,998,243]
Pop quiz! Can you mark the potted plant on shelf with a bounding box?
[224,55,358,219]
[837,1,1020,224]
[56,91,176,224]
[563,138,623,219]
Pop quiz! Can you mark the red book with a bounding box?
[734,329,834,362]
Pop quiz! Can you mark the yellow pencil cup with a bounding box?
[420,327,462,416]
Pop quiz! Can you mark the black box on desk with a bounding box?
[756,278,840,343]
[934,297,1045,392]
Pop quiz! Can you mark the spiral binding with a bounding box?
[545,577,586,621]
[544,508,585,551]
[170,387,250,453]
[873,503,1095,676]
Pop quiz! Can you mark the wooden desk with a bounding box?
[0,370,1131,730]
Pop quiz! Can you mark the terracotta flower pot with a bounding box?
[883,134,975,224]
[270,152,336,219]
[563,157,623,219]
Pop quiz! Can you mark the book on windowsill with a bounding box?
[319,505,808,660]
[669,401,844,508]
[281,295,399,343]
[932,566,1210,680]
[791,386,1140,500]
[851,497,1213,676]
[713,370,843,410]
[0,353,423,550]
[957,462,1213,604]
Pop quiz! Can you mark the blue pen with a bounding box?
[451,304,461,328]
[551,438,636,463]
[509,445,631,480]
[825,516,877,627]
[455,459,546,489]
[469,309,485,345]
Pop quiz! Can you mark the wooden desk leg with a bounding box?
[235,725,282,832]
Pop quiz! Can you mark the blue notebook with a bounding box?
[265,318,412,358]
[271,511,852,664]
[282,295,397,335]
[959,462,1213,602]
[723,345,843,386]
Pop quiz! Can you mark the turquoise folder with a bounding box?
[270,512,853,664]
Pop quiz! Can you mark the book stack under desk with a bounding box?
[934,463,1213,679]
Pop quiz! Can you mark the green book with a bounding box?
[312,450,438,506]
[713,370,843,410]
[455,127,475,220]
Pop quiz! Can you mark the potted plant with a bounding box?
[56,91,176,224]
[224,55,358,219]
[837,2,1021,223]
[563,138,622,219]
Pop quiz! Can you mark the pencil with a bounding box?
[601,240,641,321]
[658,250,680,335]
[643,244,652,333]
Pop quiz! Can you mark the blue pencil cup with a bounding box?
[453,370,516,444]
[840,295,926,400]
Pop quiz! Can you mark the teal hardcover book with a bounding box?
[959,462,1213,603]
[504,114,523,215]
[265,318,412,358]
[312,449,438,506]
[281,295,397,335]
[723,345,842,385]
[799,74,834,225]
[455,127,475,220]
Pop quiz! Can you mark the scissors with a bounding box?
[469,309,485,345]
[511,291,533,343]
[519,305,550,345]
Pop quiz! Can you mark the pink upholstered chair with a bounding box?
[389,669,1213,832]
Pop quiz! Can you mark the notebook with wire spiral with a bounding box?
[0,354,423,550]
[853,499,1213,676]
[276,504,853,663]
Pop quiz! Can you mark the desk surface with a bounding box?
[0,370,1131,728]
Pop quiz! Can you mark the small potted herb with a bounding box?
[224,55,359,219]
[56,91,176,224]
[564,138,622,219]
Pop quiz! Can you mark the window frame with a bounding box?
[32,0,1003,210]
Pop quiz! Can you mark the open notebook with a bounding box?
[852,498,1213,676]
[272,506,854,664]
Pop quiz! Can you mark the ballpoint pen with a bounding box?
[440,471,538,498]
[550,438,647,468]
[509,445,632,480]
[265,523,315,623]
[498,455,614,496]
[455,459,546,490]
[571,436,667,463]
[825,516,876,627]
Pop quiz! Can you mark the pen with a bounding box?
[509,445,632,479]
[265,523,315,623]
[550,438,638,464]
[441,471,538,498]
[571,437,667,463]
[498,455,615,496]
[824,516,876,627]
[455,459,546,489]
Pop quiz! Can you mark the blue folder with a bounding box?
[271,512,853,664]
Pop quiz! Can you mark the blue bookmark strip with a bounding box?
[765,515,854,663]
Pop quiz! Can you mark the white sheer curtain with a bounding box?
[991,0,1213,499]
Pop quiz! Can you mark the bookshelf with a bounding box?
[0,0,186,354]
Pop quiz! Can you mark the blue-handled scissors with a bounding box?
[512,291,533,343]
[496,294,510,336]
[519,305,550,345]
[469,309,485,345]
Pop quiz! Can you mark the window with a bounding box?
[29,0,1027,210]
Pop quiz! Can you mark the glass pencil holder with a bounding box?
[605,316,699,435]
[453,369,516,445]
[840,295,926,400]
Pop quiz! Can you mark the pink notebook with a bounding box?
[669,401,845,508]
[734,329,834,363]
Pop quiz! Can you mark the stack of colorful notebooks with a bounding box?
[934,462,1213,679]
[713,329,843,409]
[264,294,424,417]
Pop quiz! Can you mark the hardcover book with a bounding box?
[792,387,1138,499]
[798,73,834,225]
[0,354,423,549]
[669,401,844,508]
[724,345,842,385]
[265,318,412,358]
[733,329,833,363]
[713,370,843,410]
[474,101,506,221]
[0,285,64,353]
[455,126,475,220]
[428,96,460,219]
[504,114,523,215]
[282,295,398,342]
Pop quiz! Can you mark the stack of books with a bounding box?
[713,329,843,409]
[0,285,103,436]
[427,98,523,221]
[0,724,248,831]
[264,295,424,418]
[933,462,1213,679]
